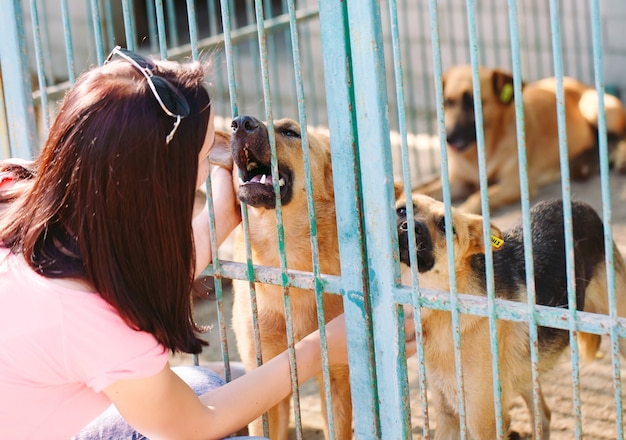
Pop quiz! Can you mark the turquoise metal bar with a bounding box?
[387,0,415,434]
[0,0,37,159]
[165,0,178,47]
[36,0,54,84]
[392,286,626,337]
[89,0,105,64]
[346,1,411,438]
[29,0,50,132]
[185,0,199,60]
[427,1,468,436]
[388,0,431,435]
[263,0,284,118]
[154,0,168,58]
[253,0,304,436]
[104,0,116,49]
[317,1,381,436]
[60,0,76,84]
[588,0,624,436]
[285,0,336,437]
[465,0,505,436]
[217,2,269,433]
[548,1,583,436]
[121,0,138,51]
[145,0,158,52]
[506,1,543,437]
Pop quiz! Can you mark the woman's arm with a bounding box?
[104,314,346,439]
[104,312,416,440]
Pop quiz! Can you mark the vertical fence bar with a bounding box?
[29,0,50,132]
[0,0,37,159]
[588,0,624,437]
[318,1,381,438]
[346,1,411,438]
[390,0,432,435]
[286,1,336,437]
[428,1,468,436]
[60,0,77,84]
[506,1,544,437]
[89,0,105,64]
[465,1,505,437]
[548,1,583,437]
[253,1,304,436]
[121,0,137,51]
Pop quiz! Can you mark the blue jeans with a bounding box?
[73,365,267,440]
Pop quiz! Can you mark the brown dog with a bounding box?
[397,193,626,439]
[415,65,626,214]
[227,115,349,440]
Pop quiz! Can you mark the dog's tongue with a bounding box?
[249,174,273,185]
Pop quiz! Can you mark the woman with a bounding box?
[0,47,416,439]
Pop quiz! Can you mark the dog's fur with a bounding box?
[415,65,626,214]
[228,115,350,440]
[397,194,626,439]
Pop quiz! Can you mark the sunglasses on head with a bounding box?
[105,46,191,144]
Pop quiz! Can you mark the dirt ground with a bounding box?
[172,172,626,439]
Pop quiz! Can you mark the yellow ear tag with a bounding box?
[491,234,504,249]
[499,83,513,104]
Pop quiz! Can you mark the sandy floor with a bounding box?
[173,172,626,439]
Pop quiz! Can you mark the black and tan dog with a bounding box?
[415,65,626,214]
[227,115,349,440]
[397,193,626,439]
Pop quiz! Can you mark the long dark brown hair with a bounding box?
[0,56,212,354]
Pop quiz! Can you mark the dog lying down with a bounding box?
[396,193,626,439]
[414,65,626,214]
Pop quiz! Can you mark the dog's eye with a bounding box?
[443,98,455,108]
[280,128,301,138]
[437,218,445,232]
[396,206,407,217]
[437,217,455,235]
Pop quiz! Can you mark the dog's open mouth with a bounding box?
[397,214,436,272]
[234,148,293,209]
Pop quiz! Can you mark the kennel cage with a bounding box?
[1,0,626,438]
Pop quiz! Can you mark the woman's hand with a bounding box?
[193,165,240,277]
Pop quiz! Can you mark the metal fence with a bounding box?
[2,0,626,439]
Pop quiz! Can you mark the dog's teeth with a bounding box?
[246,162,257,172]
[238,177,245,185]
[279,178,285,187]
[260,174,267,185]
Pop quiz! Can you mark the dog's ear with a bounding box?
[488,224,504,251]
[393,181,405,201]
[491,69,515,105]
[466,214,504,254]
[208,130,233,171]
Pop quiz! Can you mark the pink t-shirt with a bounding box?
[0,247,169,439]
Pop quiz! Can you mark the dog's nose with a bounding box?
[399,220,424,236]
[231,115,260,134]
